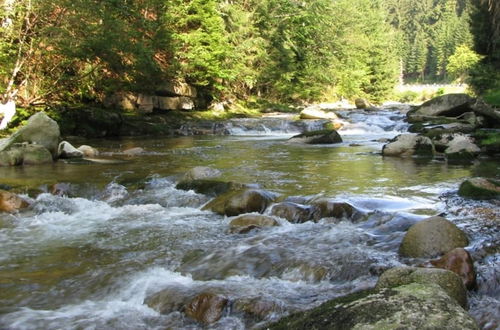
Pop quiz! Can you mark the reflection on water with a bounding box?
[0,110,498,329]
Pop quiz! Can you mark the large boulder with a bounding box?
[0,112,60,157]
[268,283,478,330]
[382,133,435,157]
[458,177,500,200]
[399,216,469,258]
[202,189,277,216]
[0,190,29,213]
[444,134,481,160]
[299,107,338,120]
[376,266,467,308]
[354,98,371,109]
[58,141,83,159]
[289,129,342,144]
[184,292,228,324]
[156,81,197,98]
[408,94,475,119]
[0,144,53,166]
[430,248,477,290]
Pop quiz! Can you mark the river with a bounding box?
[0,107,498,329]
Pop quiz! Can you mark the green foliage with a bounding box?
[483,90,500,106]
[446,44,483,82]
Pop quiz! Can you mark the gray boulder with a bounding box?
[399,216,469,258]
[268,283,478,329]
[0,112,60,157]
[299,107,338,120]
[409,94,475,119]
[0,144,53,166]
[58,141,84,159]
[382,133,435,157]
[444,134,480,160]
[376,266,467,308]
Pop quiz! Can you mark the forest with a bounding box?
[0,0,498,114]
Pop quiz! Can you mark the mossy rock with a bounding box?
[399,216,469,258]
[268,283,478,330]
[473,129,500,154]
[202,188,277,216]
[376,266,467,308]
[176,179,247,197]
[289,129,342,144]
[458,177,500,200]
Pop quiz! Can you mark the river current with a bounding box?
[0,107,498,329]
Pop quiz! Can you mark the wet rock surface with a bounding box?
[268,283,478,330]
[458,177,500,200]
[399,216,469,258]
[202,188,277,216]
[429,248,477,290]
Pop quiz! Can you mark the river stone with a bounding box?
[145,285,194,314]
[229,214,279,233]
[376,266,467,308]
[0,112,60,157]
[443,134,481,160]
[409,93,475,118]
[176,179,247,197]
[310,199,361,222]
[458,177,500,200]
[354,98,371,109]
[0,189,29,213]
[233,296,284,320]
[202,189,277,216]
[58,141,84,159]
[0,147,23,166]
[382,133,435,157]
[270,202,314,223]
[157,81,197,98]
[123,147,145,156]
[430,248,477,290]
[268,283,478,330]
[184,292,228,324]
[299,107,338,120]
[182,166,222,181]
[399,216,469,258]
[21,144,53,165]
[289,129,342,144]
[77,145,99,158]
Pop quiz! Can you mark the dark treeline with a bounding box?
[0,0,498,110]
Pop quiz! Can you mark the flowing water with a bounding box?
[0,108,498,329]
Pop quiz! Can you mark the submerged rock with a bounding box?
[58,141,84,159]
[268,283,478,330]
[382,133,435,157]
[233,296,284,321]
[229,214,279,234]
[458,177,500,200]
[0,190,29,213]
[270,202,314,223]
[289,129,342,144]
[429,248,477,290]
[182,166,222,181]
[176,179,247,197]
[203,189,277,216]
[376,266,467,308]
[184,292,228,324]
[399,216,469,258]
[123,147,146,156]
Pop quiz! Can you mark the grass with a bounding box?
[483,90,500,107]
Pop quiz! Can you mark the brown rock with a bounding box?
[430,248,477,290]
[0,190,29,213]
[184,292,228,324]
[270,202,314,223]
